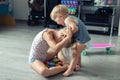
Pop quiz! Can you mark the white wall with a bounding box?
[13,0,29,20]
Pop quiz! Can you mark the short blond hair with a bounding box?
[50,4,69,20]
[65,16,78,25]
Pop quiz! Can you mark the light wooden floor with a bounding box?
[0,21,120,80]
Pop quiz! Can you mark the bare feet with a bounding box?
[62,64,69,69]
[63,69,74,77]
[75,64,80,71]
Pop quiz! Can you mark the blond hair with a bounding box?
[50,4,69,20]
[64,16,78,25]
[65,36,77,49]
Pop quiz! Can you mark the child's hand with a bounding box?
[66,26,73,34]
[67,25,78,34]
[59,27,72,39]
[65,27,72,39]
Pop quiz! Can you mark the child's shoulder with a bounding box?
[43,28,54,35]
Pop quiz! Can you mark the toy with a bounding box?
[61,0,79,15]
[56,61,62,66]
[82,7,115,56]
[82,43,115,56]
[52,57,60,63]
[49,61,56,67]
[44,61,50,68]
[44,57,63,68]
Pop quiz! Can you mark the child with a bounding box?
[58,36,81,77]
[28,28,72,77]
[50,4,91,76]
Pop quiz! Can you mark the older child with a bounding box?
[50,4,91,74]
[28,28,72,77]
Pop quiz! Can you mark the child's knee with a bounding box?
[30,63,49,77]
[39,68,49,77]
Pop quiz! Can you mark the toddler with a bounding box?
[50,4,91,76]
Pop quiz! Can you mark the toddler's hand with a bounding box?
[65,28,72,39]
[68,26,72,30]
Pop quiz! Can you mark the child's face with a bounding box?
[54,13,65,26]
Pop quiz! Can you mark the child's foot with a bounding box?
[62,69,74,77]
[62,64,69,69]
[75,65,80,71]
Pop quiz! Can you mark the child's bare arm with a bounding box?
[44,29,72,57]
[62,47,78,77]
[65,18,78,34]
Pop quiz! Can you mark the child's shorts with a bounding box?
[28,56,46,64]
